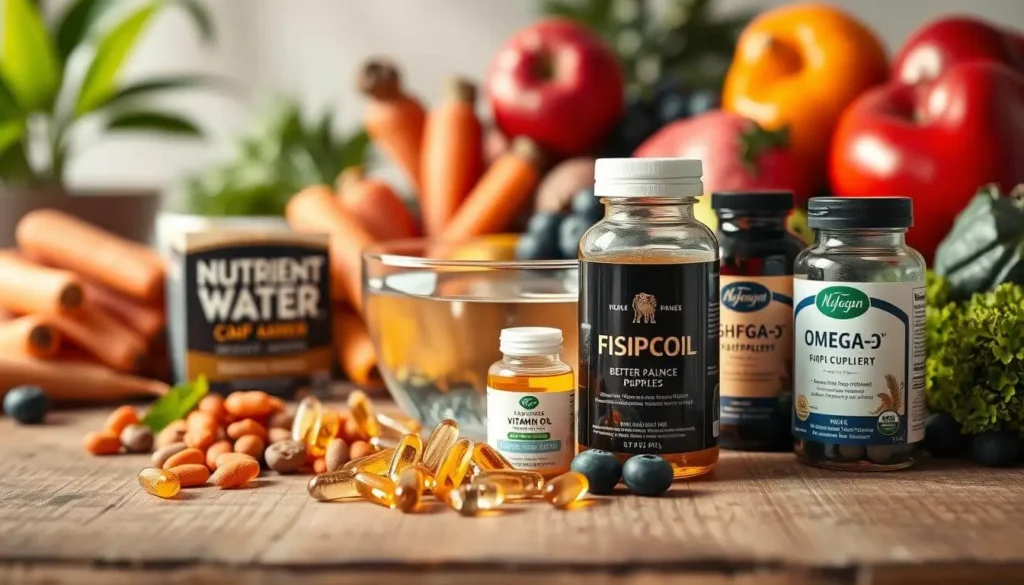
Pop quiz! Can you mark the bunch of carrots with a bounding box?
[0,210,170,404]
[286,58,546,380]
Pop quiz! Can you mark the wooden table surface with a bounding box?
[1,404,1023,585]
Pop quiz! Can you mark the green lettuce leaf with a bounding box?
[140,375,208,432]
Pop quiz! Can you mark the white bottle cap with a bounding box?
[499,327,563,356]
[594,157,704,198]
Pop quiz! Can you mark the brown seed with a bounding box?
[163,447,205,470]
[264,440,306,474]
[155,420,187,449]
[104,406,139,436]
[215,452,257,469]
[349,440,374,460]
[206,440,233,470]
[84,431,121,455]
[167,463,210,487]
[227,418,268,441]
[151,442,188,467]
[234,434,266,460]
[119,424,154,453]
[267,411,294,430]
[184,427,216,451]
[268,428,291,443]
[325,438,350,472]
[210,458,260,488]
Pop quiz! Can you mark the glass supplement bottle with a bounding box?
[714,191,804,451]
[486,327,575,477]
[793,197,926,471]
[579,158,720,479]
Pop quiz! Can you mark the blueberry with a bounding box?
[558,215,592,259]
[515,232,558,260]
[3,385,49,424]
[924,413,967,458]
[686,89,720,117]
[622,454,673,497]
[525,212,564,238]
[652,77,688,102]
[657,92,689,124]
[570,188,602,222]
[604,100,660,156]
[570,449,622,495]
[971,431,1020,467]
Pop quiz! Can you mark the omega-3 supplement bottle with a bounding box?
[793,197,926,471]
[713,191,804,452]
[578,158,720,479]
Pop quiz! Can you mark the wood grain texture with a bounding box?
[1,406,1023,585]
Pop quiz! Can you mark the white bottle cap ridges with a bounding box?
[594,157,704,198]
[500,327,563,356]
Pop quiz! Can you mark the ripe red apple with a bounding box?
[893,16,1024,84]
[486,18,623,158]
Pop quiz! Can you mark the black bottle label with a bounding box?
[579,260,720,454]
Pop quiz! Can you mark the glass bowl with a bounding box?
[363,235,578,439]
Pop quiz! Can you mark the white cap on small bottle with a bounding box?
[500,327,563,356]
[594,157,704,198]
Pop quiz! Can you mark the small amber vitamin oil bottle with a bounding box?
[714,191,804,452]
[579,158,720,479]
[486,327,575,477]
[793,197,925,471]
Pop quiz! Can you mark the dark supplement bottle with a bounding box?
[579,158,719,479]
[713,191,804,451]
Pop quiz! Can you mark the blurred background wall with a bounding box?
[65,0,1024,196]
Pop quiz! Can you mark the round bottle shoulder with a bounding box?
[581,217,719,260]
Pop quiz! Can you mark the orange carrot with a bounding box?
[0,251,84,314]
[337,166,419,241]
[0,354,168,403]
[83,281,165,341]
[47,310,148,373]
[439,137,544,242]
[421,77,483,236]
[286,186,377,309]
[0,315,61,358]
[333,304,380,388]
[16,209,164,301]
[359,59,426,193]
[0,307,13,322]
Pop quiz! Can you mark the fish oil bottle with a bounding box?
[579,158,720,479]
[486,327,575,477]
[793,197,926,471]
[714,191,804,451]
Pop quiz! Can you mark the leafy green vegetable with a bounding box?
[926,273,1024,436]
[185,99,368,217]
[140,375,209,432]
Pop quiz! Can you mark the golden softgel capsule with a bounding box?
[343,447,396,475]
[394,466,427,512]
[449,482,505,516]
[347,390,381,438]
[291,395,322,443]
[138,467,181,499]
[542,471,589,508]
[307,469,359,501]
[421,419,460,474]
[471,443,514,472]
[354,472,397,509]
[386,433,423,481]
[306,408,340,457]
[435,438,474,495]
[474,469,544,499]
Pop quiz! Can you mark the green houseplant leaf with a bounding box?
[97,74,220,109]
[107,109,203,136]
[1,0,61,110]
[75,0,162,114]
[54,0,117,64]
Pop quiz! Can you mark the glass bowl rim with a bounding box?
[362,236,578,270]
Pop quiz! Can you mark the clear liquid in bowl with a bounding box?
[365,268,578,439]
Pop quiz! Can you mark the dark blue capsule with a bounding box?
[570,449,622,495]
[3,385,49,425]
[622,454,673,497]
